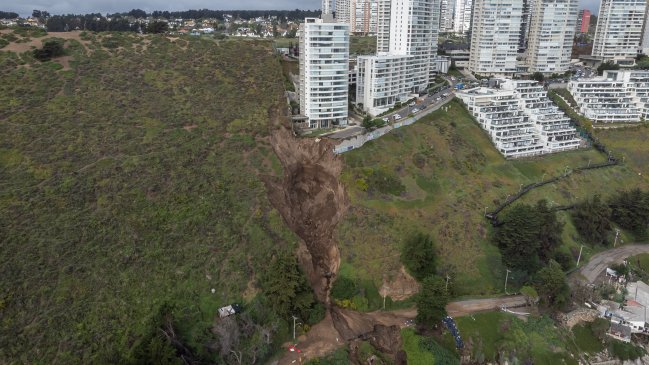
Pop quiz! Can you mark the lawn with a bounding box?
[401,328,437,364]
[0,33,298,363]
[350,35,377,55]
[337,99,649,297]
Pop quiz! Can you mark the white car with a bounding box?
[393,114,402,120]
[408,101,416,107]
[412,108,420,113]
[382,117,389,122]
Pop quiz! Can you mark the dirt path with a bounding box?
[276,295,526,364]
[576,244,649,283]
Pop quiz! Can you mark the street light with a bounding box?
[445,275,451,291]
[505,269,512,294]
[292,316,301,340]
[614,228,621,247]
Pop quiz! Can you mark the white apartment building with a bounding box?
[355,0,440,115]
[458,79,580,158]
[439,0,456,32]
[567,70,649,122]
[337,0,378,34]
[592,0,646,63]
[299,18,350,129]
[469,0,524,76]
[322,0,334,15]
[641,5,649,55]
[526,0,578,74]
[356,54,415,115]
[337,0,352,24]
[453,0,473,34]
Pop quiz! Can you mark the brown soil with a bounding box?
[379,266,420,301]
[265,121,348,303]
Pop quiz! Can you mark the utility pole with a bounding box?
[292,316,298,340]
[576,245,584,267]
[445,275,451,291]
[505,269,511,294]
[614,228,621,247]
[519,183,523,193]
[541,172,546,182]
[484,206,488,216]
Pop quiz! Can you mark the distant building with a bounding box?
[457,79,581,158]
[322,0,334,15]
[299,18,350,129]
[469,0,524,76]
[453,0,473,34]
[592,0,646,63]
[439,0,456,32]
[577,9,591,33]
[338,0,379,35]
[526,0,578,74]
[567,70,649,123]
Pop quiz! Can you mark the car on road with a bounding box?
[408,101,416,106]
[393,114,402,120]
[382,117,389,122]
[436,97,441,101]
[412,108,420,113]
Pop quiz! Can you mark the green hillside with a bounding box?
[0,32,297,363]
[337,100,649,296]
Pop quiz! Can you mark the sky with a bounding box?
[4,0,600,18]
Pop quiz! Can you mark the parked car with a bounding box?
[393,114,402,120]
[412,108,420,113]
[382,117,390,122]
[408,101,416,106]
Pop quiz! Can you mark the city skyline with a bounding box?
[3,0,600,17]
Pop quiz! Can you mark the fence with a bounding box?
[333,96,455,154]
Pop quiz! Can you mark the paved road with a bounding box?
[327,125,364,139]
[577,244,649,283]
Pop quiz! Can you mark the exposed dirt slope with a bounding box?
[266,122,348,302]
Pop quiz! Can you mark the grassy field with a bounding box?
[0,31,297,363]
[337,99,649,296]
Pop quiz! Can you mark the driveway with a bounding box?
[576,244,649,283]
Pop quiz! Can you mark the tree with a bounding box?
[494,204,542,273]
[609,189,649,236]
[571,195,612,245]
[597,61,620,75]
[146,21,169,34]
[520,285,539,306]
[531,72,544,82]
[0,11,19,19]
[128,9,147,18]
[33,39,65,61]
[536,200,563,263]
[401,233,437,281]
[416,275,449,327]
[534,260,569,309]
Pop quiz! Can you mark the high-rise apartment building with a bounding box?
[576,9,591,33]
[299,18,350,129]
[453,0,473,34]
[439,0,456,32]
[322,0,334,15]
[592,0,646,63]
[338,0,379,34]
[641,6,649,55]
[356,0,440,115]
[526,0,578,73]
[469,0,524,76]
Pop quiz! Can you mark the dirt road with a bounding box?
[577,244,649,283]
[276,295,526,364]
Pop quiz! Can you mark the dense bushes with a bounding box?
[364,167,406,195]
[401,233,437,281]
[33,39,65,61]
[609,189,649,236]
[572,195,612,245]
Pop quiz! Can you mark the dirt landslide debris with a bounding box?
[266,109,408,364]
[266,123,348,303]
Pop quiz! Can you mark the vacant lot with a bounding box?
[0,32,296,363]
[337,100,649,296]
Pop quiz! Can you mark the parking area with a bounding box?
[381,87,456,123]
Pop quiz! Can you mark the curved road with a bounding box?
[577,244,649,283]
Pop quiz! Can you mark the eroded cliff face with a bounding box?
[265,123,348,303]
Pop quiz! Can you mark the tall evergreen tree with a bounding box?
[572,195,612,245]
[416,275,449,328]
[494,204,542,274]
[401,233,437,281]
[610,189,649,236]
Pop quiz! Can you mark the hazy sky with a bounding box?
[4,0,600,17]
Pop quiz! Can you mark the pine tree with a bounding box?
[572,195,612,245]
[401,233,437,281]
[416,275,449,328]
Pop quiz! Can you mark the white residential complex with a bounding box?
[458,79,581,158]
[299,18,350,129]
[337,0,379,34]
[453,0,473,34]
[322,0,334,15]
[526,0,578,73]
[355,0,440,115]
[567,70,649,123]
[469,0,524,76]
[592,0,646,63]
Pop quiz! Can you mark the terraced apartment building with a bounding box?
[458,79,581,158]
[568,70,649,123]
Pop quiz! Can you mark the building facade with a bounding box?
[469,0,524,76]
[567,70,649,123]
[322,0,334,15]
[458,79,581,158]
[577,9,591,33]
[439,0,456,32]
[356,0,440,115]
[299,18,350,129]
[337,0,379,34]
[592,0,646,63]
[526,0,578,74]
[453,0,473,34]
